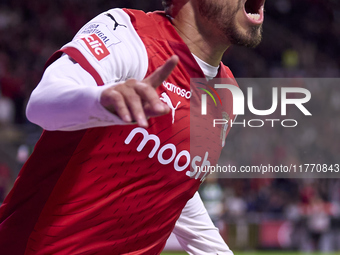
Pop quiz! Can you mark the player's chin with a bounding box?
[234,25,263,48]
[246,26,263,48]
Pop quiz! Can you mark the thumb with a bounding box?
[143,55,179,88]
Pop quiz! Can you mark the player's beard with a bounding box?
[197,0,263,48]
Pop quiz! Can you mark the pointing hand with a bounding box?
[100,55,179,128]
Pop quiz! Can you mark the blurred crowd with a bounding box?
[200,176,340,252]
[0,0,340,252]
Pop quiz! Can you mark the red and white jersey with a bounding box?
[0,9,236,255]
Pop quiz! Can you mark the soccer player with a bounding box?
[0,0,265,254]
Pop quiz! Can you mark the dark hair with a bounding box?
[162,0,172,14]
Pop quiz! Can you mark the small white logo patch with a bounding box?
[160,92,181,124]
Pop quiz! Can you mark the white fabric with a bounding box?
[26,8,232,254]
[192,53,219,80]
[65,8,149,84]
[26,55,127,131]
[175,192,233,254]
[27,9,148,131]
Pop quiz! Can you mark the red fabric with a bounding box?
[0,10,236,255]
[0,130,87,255]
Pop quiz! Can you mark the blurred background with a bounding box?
[0,0,340,253]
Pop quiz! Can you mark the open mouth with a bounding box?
[244,0,265,23]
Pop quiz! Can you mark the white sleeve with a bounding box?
[27,55,125,131]
[173,192,233,255]
[26,9,148,131]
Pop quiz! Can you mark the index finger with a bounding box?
[143,55,179,88]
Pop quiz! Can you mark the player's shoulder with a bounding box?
[73,8,132,46]
[60,8,149,83]
[122,8,164,20]
[85,8,164,34]
[123,9,170,37]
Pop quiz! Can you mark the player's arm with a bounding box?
[26,8,177,131]
[173,192,234,255]
[26,54,177,131]
[26,55,118,131]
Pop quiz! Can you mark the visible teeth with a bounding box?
[247,13,260,21]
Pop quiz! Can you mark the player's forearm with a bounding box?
[26,56,125,131]
[26,83,124,131]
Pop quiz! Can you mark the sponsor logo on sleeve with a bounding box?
[81,34,110,61]
[105,13,127,31]
[78,23,121,47]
